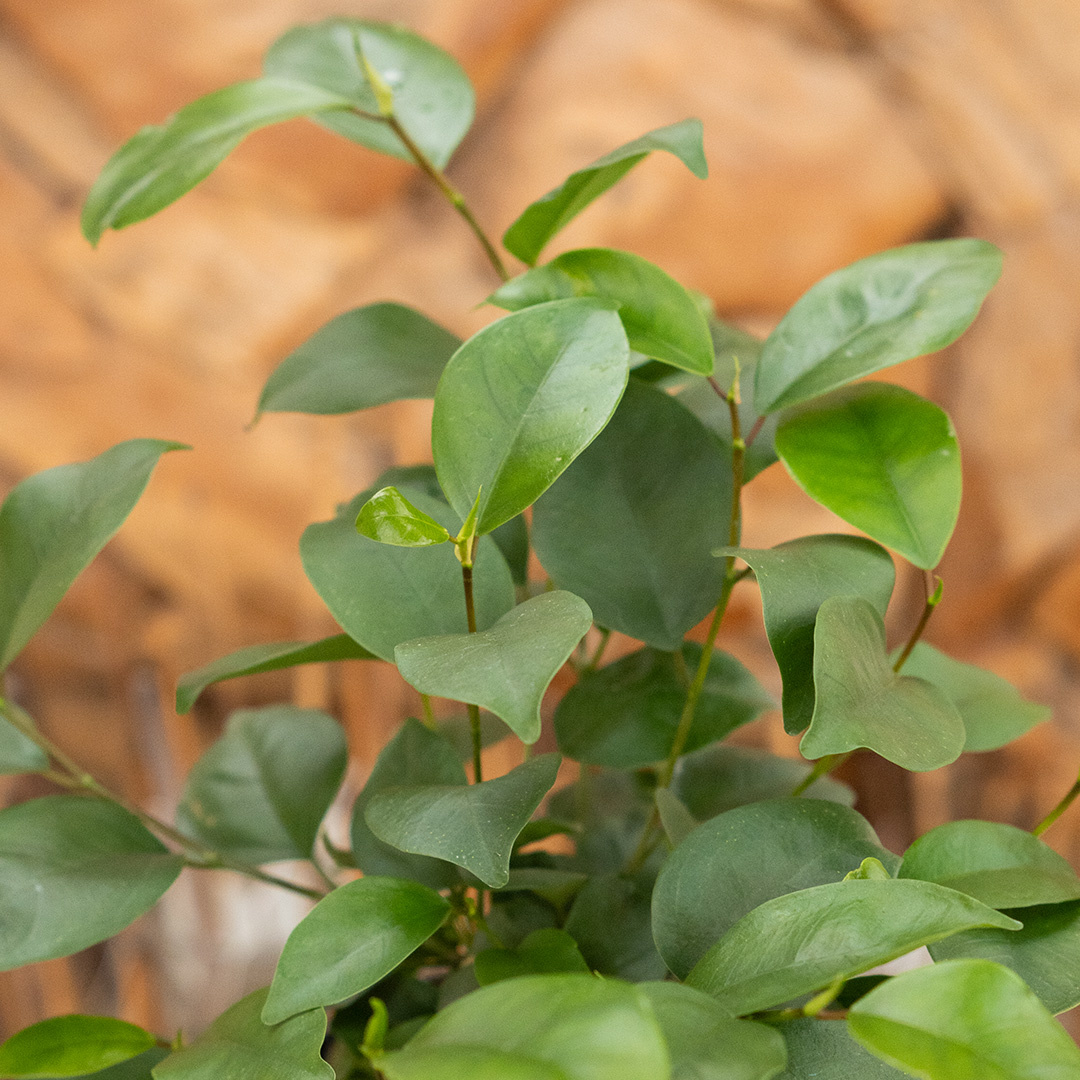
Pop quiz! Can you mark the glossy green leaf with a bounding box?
[365,754,560,887]
[719,536,894,734]
[848,958,1080,1080]
[432,299,629,535]
[533,379,732,650]
[0,1016,156,1078]
[897,642,1050,752]
[356,486,452,547]
[899,819,1080,908]
[395,591,592,744]
[176,634,375,715]
[300,487,514,661]
[555,643,772,766]
[775,384,961,570]
[491,248,714,375]
[685,880,1019,1016]
[777,1018,908,1079]
[0,440,184,670]
[377,973,670,1080]
[262,877,450,1023]
[754,239,1002,413]
[255,303,460,419]
[641,982,787,1080]
[474,928,590,986]
[153,988,332,1080]
[176,705,346,864]
[263,19,474,169]
[0,796,183,971]
[801,596,966,771]
[652,799,899,979]
[503,118,707,265]
[0,705,48,775]
[350,718,467,890]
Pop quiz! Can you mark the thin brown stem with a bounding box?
[460,549,483,783]
[893,575,943,673]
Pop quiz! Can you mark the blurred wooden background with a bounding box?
[2,0,1080,1040]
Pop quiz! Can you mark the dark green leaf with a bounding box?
[503,118,708,266]
[0,705,48,775]
[497,868,589,910]
[176,705,346,864]
[754,239,1002,413]
[436,712,514,763]
[533,379,732,650]
[432,299,629,535]
[775,384,961,570]
[256,303,460,419]
[176,634,375,715]
[686,880,1019,1016]
[653,799,899,979]
[372,464,445,502]
[777,1018,908,1079]
[0,440,184,670]
[0,1016,156,1078]
[356,486,453,547]
[655,788,698,847]
[802,596,965,771]
[0,796,182,971]
[396,591,592,744]
[848,958,1080,1079]
[474,927,589,986]
[365,754,560,887]
[84,1049,170,1080]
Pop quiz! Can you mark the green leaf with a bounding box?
[176,634,375,715]
[896,642,1050,752]
[365,754,560,887]
[652,798,899,979]
[775,384,962,570]
[655,788,698,847]
[776,1018,908,1079]
[263,19,474,169]
[899,819,1080,908]
[357,486,453,547]
[503,118,708,266]
[491,249,714,375]
[301,487,515,661]
[0,705,48,776]
[350,718,467,890]
[533,379,732,650]
[0,796,183,971]
[152,989,332,1080]
[641,982,787,1080]
[685,879,1020,1016]
[848,959,1080,1080]
[718,536,894,734]
[0,440,184,670]
[754,239,1002,413]
[491,513,531,587]
[801,596,966,771]
[262,876,450,1024]
[432,299,629,535]
[0,1016,156,1078]
[497,868,589,911]
[176,705,347,864]
[255,303,460,419]
[85,1050,170,1080]
[378,1046,563,1080]
[377,973,670,1080]
[474,927,590,986]
[395,592,592,744]
[555,643,771,767]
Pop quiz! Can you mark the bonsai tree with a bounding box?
[0,16,1078,1080]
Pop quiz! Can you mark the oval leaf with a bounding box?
[0,1016,156,1078]
[474,928,590,987]
[357,487,452,547]
[777,1018,908,1079]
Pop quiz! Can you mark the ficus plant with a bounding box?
[1,15,1079,1080]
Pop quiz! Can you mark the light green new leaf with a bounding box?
[176,705,347,864]
[776,1018,908,1080]
[395,592,592,744]
[533,379,732,650]
[754,239,1002,413]
[653,799,899,979]
[503,118,707,266]
[255,303,460,419]
[364,754,561,887]
[720,536,895,734]
[432,298,629,535]
[0,796,183,972]
[490,249,714,375]
[176,634,375,715]
[0,1015,156,1078]
[0,440,184,670]
[357,487,452,547]
[802,596,965,771]
[775,384,961,570]
[262,876,450,1023]
[687,879,1019,1016]
[848,959,1080,1080]
[474,928,590,986]
[899,819,1080,908]
[152,989,332,1080]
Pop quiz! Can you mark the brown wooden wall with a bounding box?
[2,0,1080,1039]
